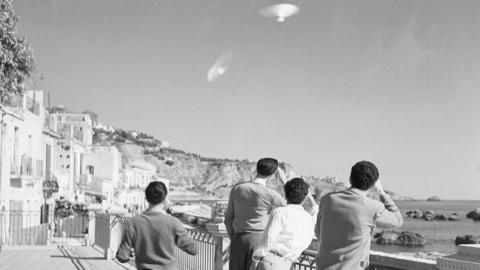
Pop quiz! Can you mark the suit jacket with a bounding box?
[315,188,403,270]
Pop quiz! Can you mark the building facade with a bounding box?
[0,91,48,212]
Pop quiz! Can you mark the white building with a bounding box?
[0,91,49,212]
[48,113,93,145]
[54,138,88,202]
[82,145,121,205]
[117,160,156,211]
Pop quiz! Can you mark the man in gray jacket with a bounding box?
[315,161,403,270]
[225,158,286,270]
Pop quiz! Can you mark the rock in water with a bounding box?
[373,231,425,246]
[406,209,423,219]
[455,235,480,245]
[427,196,441,201]
[466,209,480,221]
[434,214,447,221]
[423,210,435,221]
[448,213,460,221]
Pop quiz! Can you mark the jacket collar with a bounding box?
[349,187,368,196]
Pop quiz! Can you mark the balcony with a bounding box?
[86,212,479,270]
[10,157,44,188]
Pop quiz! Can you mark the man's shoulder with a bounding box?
[321,190,344,201]
[133,212,182,226]
[364,195,384,209]
[232,181,251,190]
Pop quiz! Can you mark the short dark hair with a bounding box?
[284,178,309,204]
[256,158,278,177]
[350,161,379,190]
[145,181,168,205]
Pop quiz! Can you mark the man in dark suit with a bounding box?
[315,161,403,270]
[116,181,198,270]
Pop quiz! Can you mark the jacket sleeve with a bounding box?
[224,187,235,239]
[175,220,198,255]
[271,191,287,209]
[116,219,134,263]
[374,193,404,228]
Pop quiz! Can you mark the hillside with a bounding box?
[52,106,408,200]
[90,118,342,198]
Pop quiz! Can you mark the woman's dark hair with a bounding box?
[145,181,168,204]
[284,178,309,204]
[349,161,379,190]
[256,158,278,177]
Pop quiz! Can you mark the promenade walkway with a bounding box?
[0,246,136,270]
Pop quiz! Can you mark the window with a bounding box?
[87,165,94,175]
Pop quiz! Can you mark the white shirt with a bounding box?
[254,204,315,261]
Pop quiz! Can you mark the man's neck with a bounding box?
[147,203,166,214]
[252,177,267,186]
[350,187,368,194]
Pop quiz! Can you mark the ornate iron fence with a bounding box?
[294,249,317,270]
[175,228,216,270]
[0,210,88,246]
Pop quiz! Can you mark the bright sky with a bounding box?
[15,0,480,200]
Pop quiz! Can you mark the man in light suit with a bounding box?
[315,161,403,270]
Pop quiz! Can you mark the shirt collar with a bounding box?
[144,208,167,215]
[251,178,267,187]
[286,204,304,209]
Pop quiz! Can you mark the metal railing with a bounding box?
[294,249,317,270]
[0,210,88,246]
[90,213,446,270]
[175,228,216,270]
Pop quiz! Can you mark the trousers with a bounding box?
[229,232,264,270]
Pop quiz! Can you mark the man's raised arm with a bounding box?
[373,180,403,228]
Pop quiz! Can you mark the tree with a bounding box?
[0,0,37,105]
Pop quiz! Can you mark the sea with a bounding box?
[370,200,480,255]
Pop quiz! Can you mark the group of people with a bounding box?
[116,158,403,270]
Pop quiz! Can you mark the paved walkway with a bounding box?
[0,246,136,270]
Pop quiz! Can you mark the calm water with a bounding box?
[371,200,480,255]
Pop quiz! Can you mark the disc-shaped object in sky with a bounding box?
[260,3,300,22]
[207,50,233,82]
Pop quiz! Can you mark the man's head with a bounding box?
[145,181,168,205]
[284,178,309,204]
[256,158,278,178]
[349,161,379,190]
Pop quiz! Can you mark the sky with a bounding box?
[14,0,480,199]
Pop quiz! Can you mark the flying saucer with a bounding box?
[207,50,233,82]
[260,3,300,22]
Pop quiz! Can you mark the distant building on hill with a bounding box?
[47,112,93,145]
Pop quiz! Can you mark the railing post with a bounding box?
[87,210,96,246]
[206,202,230,270]
[206,222,230,270]
[105,214,124,260]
